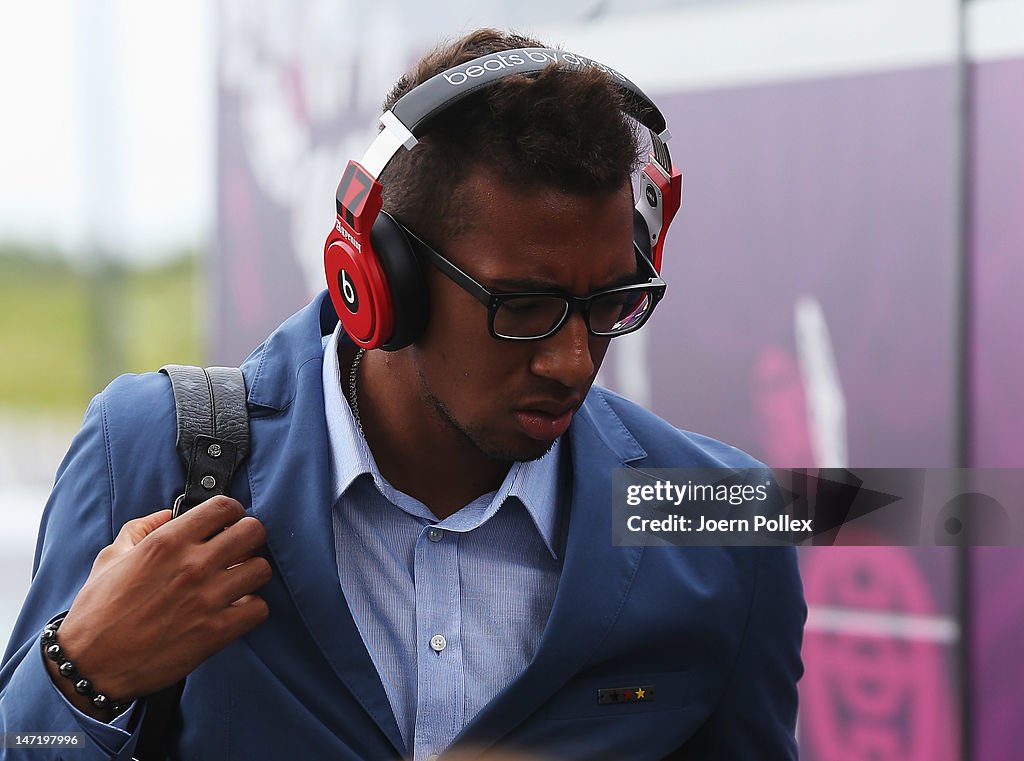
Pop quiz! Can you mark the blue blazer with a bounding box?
[1,293,805,760]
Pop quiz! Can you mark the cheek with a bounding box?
[422,279,490,345]
[413,292,480,368]
[415,292,524,389]
[588,337,613,373]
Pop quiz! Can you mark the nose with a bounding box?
[530,311,597,389]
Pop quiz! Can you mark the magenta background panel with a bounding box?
[641,68,958,470]
[969,58,1024,467]
[968,57,1024,761]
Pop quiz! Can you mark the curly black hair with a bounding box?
[377,29,641,248]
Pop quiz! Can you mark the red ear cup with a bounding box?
[323,163,430,350]
[324,162,396,348]
[324,219,395,349]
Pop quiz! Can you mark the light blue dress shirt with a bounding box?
[321,326,567,761]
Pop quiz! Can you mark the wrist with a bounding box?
[40,615,130,722]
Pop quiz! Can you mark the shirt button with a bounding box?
[429,634,447,653]
[427,527,444,542]
[427,755,440,761]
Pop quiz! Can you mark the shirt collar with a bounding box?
[321,323,563,558]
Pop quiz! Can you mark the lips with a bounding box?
[514,400,580,441]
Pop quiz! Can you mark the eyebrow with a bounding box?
[485,266,646,294]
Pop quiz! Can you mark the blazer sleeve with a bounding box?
[679,546,807,761]
[0,394,143,761]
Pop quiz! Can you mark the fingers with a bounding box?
[110,509,174,550]
[172,505,270,605]
[216,555,273,604]
[224,593,271,633]
[205,515,267,568]
[160,495,249,543]
[117,498,268,597]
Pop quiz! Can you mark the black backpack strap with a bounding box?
[159,365,250,516]
[133,365,250,761]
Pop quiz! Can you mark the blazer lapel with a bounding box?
[453,390,648,753]
[242,296,406,756]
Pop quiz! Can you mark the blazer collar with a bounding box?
[243,292,338,412]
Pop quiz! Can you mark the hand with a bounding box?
[44,497,271,719]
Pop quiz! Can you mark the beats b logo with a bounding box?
[338,269,360,314]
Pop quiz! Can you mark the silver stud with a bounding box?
[207,443,222,458]
[201,475,217,490]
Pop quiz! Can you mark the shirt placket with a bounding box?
[413,525,464,761]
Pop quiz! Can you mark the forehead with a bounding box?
[448,168,636,290]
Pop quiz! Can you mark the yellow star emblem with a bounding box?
[636,687,646,700]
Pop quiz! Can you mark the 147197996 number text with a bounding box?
[2,733,83,747]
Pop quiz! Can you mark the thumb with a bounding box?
[111,509,174,550]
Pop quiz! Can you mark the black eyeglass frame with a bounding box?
[400,223,667,342]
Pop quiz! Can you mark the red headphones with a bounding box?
[324,48,682,351]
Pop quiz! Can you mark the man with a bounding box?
[0,29,804,760]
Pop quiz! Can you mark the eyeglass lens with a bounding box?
[492,288,654,339]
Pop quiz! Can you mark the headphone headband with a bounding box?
[393,48,669,138]
[359,47,673,180]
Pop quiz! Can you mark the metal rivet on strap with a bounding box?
[207,443,222,458]
[201,475,217,490]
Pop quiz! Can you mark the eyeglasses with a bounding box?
[399,223,667,341]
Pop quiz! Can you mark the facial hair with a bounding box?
[416,366,557,464]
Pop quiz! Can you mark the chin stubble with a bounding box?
[415,366,554,464]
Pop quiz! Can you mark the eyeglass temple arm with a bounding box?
[634,243,666,285]
[400,225,493,307]
[403,219,663,304]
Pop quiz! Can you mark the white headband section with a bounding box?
[379,110,418,149]
[360,111,419,178]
